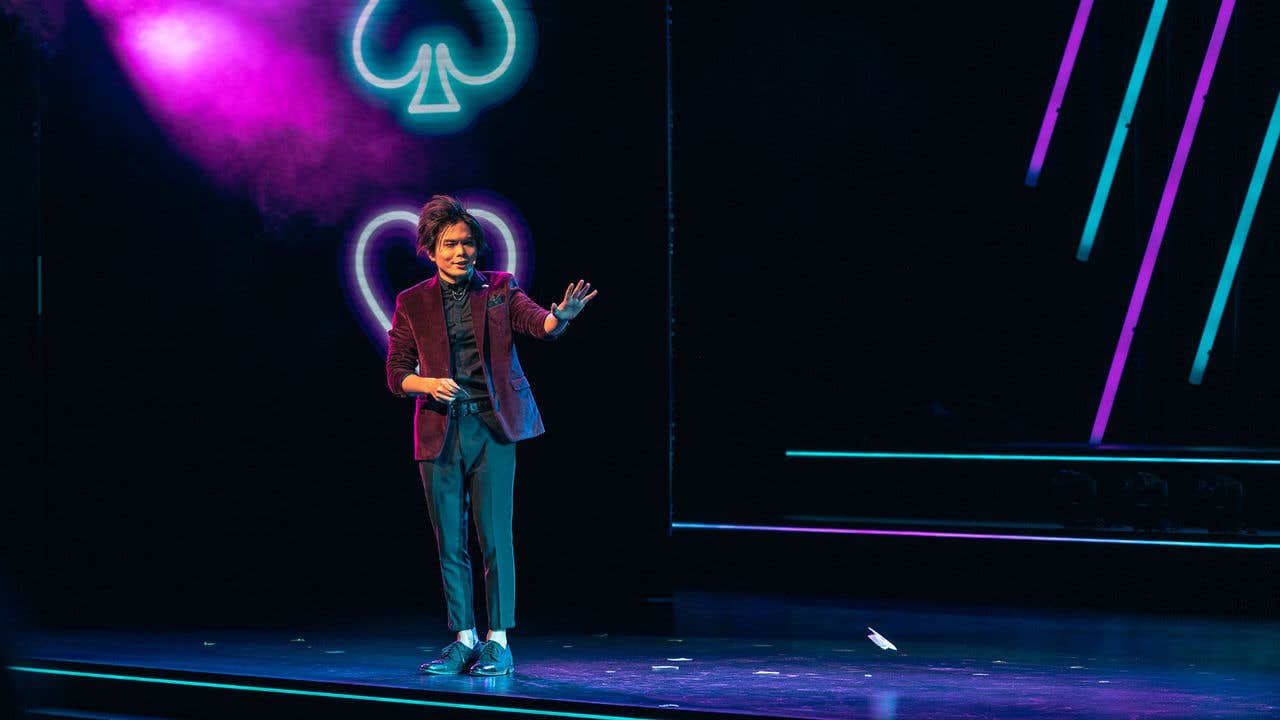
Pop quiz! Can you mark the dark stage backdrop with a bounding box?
[6,0,1279,630]
[4,0,669,628]
[671,3,1280,536]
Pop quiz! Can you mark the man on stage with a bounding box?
[385,195,596,676]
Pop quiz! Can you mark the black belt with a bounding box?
[446,396,493,417]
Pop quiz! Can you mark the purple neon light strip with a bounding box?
[1089,0,1235,445]
[1026,0,1095,187]
[672,523,1280,550]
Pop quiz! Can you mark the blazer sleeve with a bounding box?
[385,293,418,397]
[508,279,558,341]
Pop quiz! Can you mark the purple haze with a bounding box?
[80,0,428,220]
[2,0,70,48]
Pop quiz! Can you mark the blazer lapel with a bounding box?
[420,275,450,377]
[469,270,489,362]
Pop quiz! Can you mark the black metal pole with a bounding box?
[665,0,675,537]
[34,45,48,580]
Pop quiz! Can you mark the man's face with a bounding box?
[429,220,478,284]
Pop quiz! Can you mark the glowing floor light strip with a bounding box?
[672,523,1280,550]
[1090,0,1234,444]
[1189,91,1280,385]
[8,667,659,720]
[1026,0,1094,187]
[1077,0,1168,261]
[785,450,1280,465]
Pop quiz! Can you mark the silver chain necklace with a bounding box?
[443,281,467,301]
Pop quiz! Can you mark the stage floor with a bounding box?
[13,601,1280,719]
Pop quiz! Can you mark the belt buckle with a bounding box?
[449,399,481,417]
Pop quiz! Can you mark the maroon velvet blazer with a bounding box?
[385,270,559,460]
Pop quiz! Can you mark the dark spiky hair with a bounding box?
[416,194,487,259]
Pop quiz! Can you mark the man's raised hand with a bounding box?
[553,279,598,321]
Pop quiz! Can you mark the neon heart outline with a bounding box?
[352,206,520,338]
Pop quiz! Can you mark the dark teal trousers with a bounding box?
[418,410,517,632]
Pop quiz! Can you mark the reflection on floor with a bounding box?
[14,595,1280,719]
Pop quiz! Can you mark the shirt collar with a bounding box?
[438,269,486,297]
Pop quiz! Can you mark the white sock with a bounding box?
[486,629,508,648]
[456,628,478,648]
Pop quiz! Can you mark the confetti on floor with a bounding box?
[867,627,898,651]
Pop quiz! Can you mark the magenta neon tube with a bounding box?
[1090,0,1235,444]
[1026,0,1094,187]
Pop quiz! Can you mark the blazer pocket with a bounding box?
[487,305,509,327]
[510,376,531,391]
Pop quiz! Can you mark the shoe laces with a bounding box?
[477,641,505,661]
[443,641,473,660]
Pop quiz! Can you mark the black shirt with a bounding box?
[439,277,489,399]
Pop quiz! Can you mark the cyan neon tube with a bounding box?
[1026,0,1094,187]
[1090,0,1235,444]
[8,666,659,720]
[672,523,1280,550]
[1189,91,1280,384]
[1077,0,1168,261]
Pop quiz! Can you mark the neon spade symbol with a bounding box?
[352,0,524,116]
